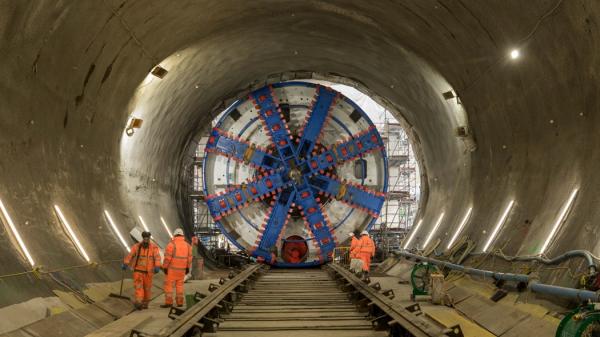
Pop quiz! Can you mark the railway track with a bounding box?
[130,264,461,337]
[204,268,387,336]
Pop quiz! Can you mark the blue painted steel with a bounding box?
[251,87,296,161]
[297,86,338,158]
[253,189,296,263]
[225,116,272,231]
[308,175,385,216]
[206,128,281,171]
[294,184,337,260]
[204,82,388,266]
[305,128,384,174]
[205,172,285,220]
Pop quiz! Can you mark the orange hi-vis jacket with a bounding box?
[124,242,161,273]
[162,236,192,274]
[349,236,360,258]
[358,235,375,257]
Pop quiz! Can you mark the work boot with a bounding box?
[141,303,149,310]
[134,303,143,311]
[176,303,184,308]
[160,304,172,308]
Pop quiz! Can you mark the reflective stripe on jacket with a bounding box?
[358,235,375,256]
[162,236,192,272]
[124,242,161,273]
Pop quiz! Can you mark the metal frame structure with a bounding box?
[370,115,420,254]
[189,136,226,255]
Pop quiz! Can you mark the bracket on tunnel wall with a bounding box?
[125,118,143,137]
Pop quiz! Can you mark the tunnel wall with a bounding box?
[0,0,598,307]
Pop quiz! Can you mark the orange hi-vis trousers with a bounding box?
[358,252,372,271]
[133,272,154,307]
[164,270,185,306]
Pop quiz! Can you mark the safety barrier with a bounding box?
[332,246,351,266]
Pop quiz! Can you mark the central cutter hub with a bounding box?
[289,167,303,185]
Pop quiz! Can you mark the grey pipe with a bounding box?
[397,250,600,303]
[471,250,597,274]
[399,251,530,283]
[529,282,600,303]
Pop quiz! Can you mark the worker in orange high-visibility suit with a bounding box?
[357,230,375,275]
[349,232,360,259]
[122,231,161,310]
[348,231,362,272]
[161,228,192,308]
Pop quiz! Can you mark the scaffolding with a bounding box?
[370,113,420,253]
[189,136,230,254]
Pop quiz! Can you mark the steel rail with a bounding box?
[327,264,450,336]
[327,263,458,337]
[133,264,263,337]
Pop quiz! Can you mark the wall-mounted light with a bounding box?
[423,213,445,249]
[138,215,149,232]
[510,49,520,60]
[482,200,515,253]
[125,118,143,137]
[53,205,90,262]
[402,219,423,249]
[150,65,168,79]
[0,199,35,266]
[539,188,579,254]
[160,216,173,238]
[447,207,473,249]
[104,210,130,252]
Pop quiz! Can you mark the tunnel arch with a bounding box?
[0,1,597,309]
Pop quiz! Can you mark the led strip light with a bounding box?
[54,205,90,262]
[0,198,35,266]
[104,210,130,252]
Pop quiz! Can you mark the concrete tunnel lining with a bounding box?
[0,0,598,309]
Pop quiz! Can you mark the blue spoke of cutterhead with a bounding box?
[296,86,339,159]
[304,127,385,173]
[294,185,336,262]
[250,86,297,162]
[308,174,385,218]
[205,128,282,172]
[252,188,296,264]
[205,172,288,221]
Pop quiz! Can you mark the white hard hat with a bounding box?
[173,228,184,236]
[361,230,369,235]
[348,232,355,237]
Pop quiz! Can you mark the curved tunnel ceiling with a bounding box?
[0,0,598,306]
